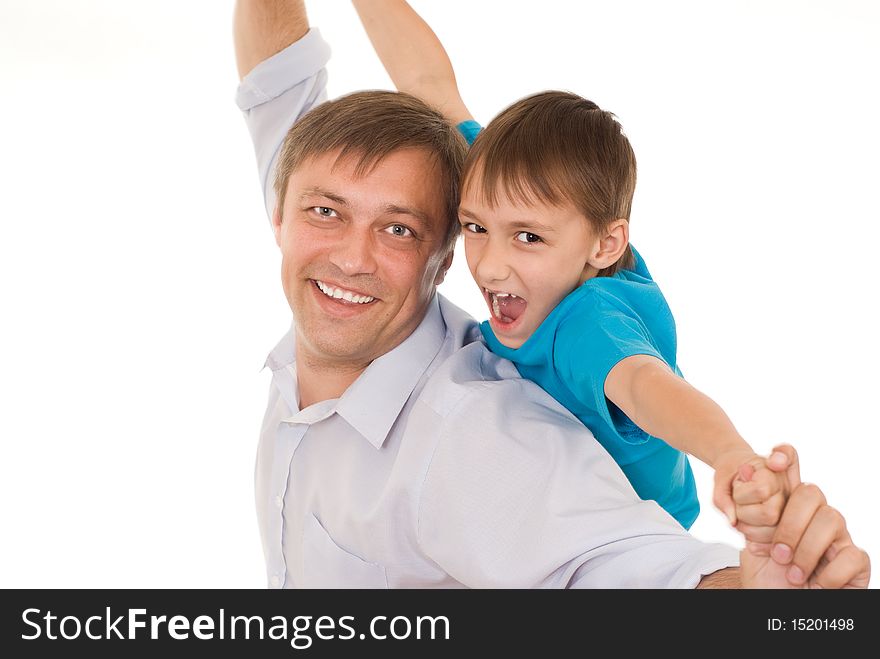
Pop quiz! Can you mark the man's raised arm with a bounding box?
[234,0,310,80]
[233,0,331,221]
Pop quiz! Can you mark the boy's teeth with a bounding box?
[316,280,374,304]
[487,290,518,299]
[486,288,527,323]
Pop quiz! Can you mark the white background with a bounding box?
[1,0,877,588]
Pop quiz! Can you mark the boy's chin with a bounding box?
[487,317,529,350]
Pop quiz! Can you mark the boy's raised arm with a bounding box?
[352,0,474,125]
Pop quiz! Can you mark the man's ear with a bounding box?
[589,219,629,270]
[272,205,283,247]
[434,247,455,286]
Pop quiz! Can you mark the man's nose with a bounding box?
[474,240,511,283]
[327,224,378,276]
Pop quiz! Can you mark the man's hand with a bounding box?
[736,445,870,588]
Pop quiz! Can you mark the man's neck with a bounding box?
[294,345,369,410]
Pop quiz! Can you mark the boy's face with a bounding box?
[459,183,601,349]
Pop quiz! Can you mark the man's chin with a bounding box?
[296,328,378,363]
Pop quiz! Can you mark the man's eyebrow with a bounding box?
[383,204,430,226]
[300,188,348,206]
[299,190,429,226]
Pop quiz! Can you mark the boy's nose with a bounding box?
[475,243,511,283]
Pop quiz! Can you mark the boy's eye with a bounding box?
[384,224,414,238]
[462,222,487,234]
[311,206,338,218]
[515,231,542,244]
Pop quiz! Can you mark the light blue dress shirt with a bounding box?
[237,28,739,588]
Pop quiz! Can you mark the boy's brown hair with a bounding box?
[274,90,468,255]
[463,91,636,275]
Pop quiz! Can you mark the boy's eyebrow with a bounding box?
[459,206,557,233]
[507,219,557,233]
[458,207,481,221]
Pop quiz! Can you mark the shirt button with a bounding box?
[270,575,281,588]
[274,495,283,509]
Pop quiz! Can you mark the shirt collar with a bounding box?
[336,294,446,448]
[262,295,448,449]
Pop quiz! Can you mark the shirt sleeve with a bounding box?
[555,292,665,444]
[235,28,331,221]
[416,378,739,588]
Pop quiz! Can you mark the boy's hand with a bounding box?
[731,445,798,545]
[712,448,786,537]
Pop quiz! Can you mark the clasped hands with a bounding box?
[722,445,869,589]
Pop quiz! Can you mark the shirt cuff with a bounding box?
[235,27,331,111]
[671,543,741,589]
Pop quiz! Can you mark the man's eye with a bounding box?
[515,231,542,244]
[385,224,413,238]
[462,222,487,234]
[311,206,338,218]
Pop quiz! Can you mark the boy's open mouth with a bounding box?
[484,288,527,325]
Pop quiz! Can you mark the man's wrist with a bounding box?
[696,566,742,589]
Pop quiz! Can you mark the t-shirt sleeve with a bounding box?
[416,380,739,588]
[554,291,665,444]
[235,28,331,222]
[456,120,482,146]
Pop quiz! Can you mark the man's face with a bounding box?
[274,148,451,370]
[459,182,599,349]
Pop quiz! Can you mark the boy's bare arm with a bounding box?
[352,0,473,124]
[605,354,750,465]
[235,0,310,79]
[604,353,785,527]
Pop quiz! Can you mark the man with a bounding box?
[233,0,869,588]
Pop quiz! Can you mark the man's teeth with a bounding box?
[315,280,375,304]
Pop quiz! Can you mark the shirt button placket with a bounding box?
[268,423,306,589]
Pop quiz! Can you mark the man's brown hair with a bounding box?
[274,90,467,254]
[463,91,636,275]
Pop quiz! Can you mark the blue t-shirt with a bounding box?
[457,119,483,146]
[481,249,699,528]
[457,120,698,528]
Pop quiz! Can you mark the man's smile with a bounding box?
[313,279,377,304]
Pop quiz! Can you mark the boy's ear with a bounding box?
[272,205,283,247]
[589,219,630,270]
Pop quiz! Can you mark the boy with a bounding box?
[353,0,784,530]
